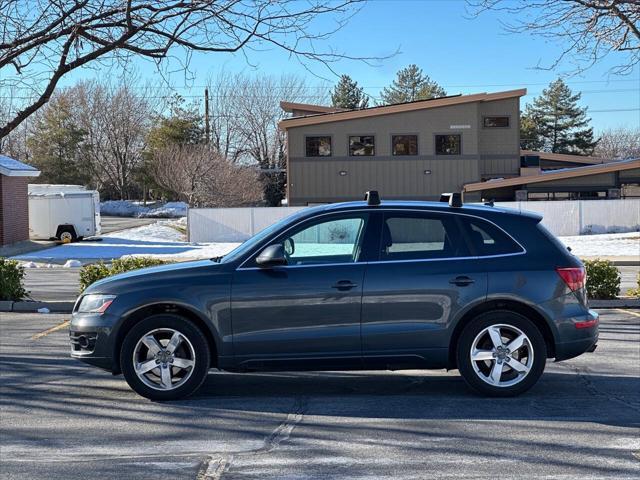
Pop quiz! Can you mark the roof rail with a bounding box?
[439,192,463,208]
[365,190,380,206]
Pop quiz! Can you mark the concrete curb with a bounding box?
[589,299,640,309]
[0,301,14,312]
[1,301,75,313]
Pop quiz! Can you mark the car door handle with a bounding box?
[331,280,358,290]
[449,276,475,287]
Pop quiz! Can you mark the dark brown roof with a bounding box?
[279,89,527,129]
[464,158,640,192]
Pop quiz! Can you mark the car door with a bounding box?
[231,212,372,369]
[361,210,488,367]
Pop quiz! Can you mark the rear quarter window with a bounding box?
[462,218,524,256]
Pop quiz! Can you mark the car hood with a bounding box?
[85,259,224,294]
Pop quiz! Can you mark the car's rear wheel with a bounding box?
[120,314,210,401]
[456,310,547,396]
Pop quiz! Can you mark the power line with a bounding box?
[2,78,638,91]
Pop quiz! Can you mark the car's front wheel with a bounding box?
[456,311,547,396]
[120,314,210,401]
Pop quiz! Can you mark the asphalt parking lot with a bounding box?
[1,310,639,479]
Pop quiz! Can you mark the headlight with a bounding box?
[77,294,116,314]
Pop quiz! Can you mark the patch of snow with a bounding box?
[100,200,143,217]
[581,224,640,235]
[37,307,50,313]
[22,261,38,268]
[143,202,187,218]
[63,259,82,268]
[11,219,238,262]
[100,200,187,218]
[558,232,640,257]
[104,220,186,243]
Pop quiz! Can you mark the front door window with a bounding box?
[283,216,367,266]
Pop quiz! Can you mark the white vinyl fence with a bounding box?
[188,199,640,243]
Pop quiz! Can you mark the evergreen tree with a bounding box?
[520,79,597,154]
[379,64,446,105]
[28,94,89,185]
[146,95,203,152]
[331,74,369,109]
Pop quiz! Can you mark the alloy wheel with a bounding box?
[132,328,196,391]
[469,323,534,388]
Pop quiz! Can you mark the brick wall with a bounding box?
[0,175,30,246]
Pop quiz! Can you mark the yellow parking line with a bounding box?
[616,308,640,318]
[32,320,70,340]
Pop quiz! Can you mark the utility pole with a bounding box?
[204,88,210,145]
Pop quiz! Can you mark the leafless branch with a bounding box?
[466,0,640,75]
[1,0,376,138]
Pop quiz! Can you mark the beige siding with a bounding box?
[477,98,520,177]
[288,102,480,158]
[289,157,479,204]
[286,97,521,205]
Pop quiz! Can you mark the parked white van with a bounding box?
[28,184,101,242]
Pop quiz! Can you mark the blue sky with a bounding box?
[60,0,639,133]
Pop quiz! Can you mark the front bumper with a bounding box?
[69,311,119,371]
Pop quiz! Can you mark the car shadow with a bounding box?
[174,368,640,428]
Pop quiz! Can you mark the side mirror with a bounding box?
[256,244,288,268]
[284,237,295,255]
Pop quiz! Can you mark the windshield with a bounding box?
[220,208,312,264]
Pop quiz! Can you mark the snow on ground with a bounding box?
[558,231,640,258]
[12,218,239,264]
[100,200,187,218]
[11,222,639,265]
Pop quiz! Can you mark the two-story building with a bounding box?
[279,89,640,204]
[279,89,525,205]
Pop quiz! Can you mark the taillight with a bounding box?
[556,267,586,292]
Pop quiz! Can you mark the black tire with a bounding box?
[456,310,547,397]
[57,226,77,243]
[120,314,211,401]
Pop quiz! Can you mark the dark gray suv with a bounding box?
[70,193,598,400]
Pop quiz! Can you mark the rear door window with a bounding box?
[462,218,523,256]
[379,212,470,261]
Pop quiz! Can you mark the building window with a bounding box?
[305,136,332,157]
[349,135,375,156]
[483,116,510,128]
[392,135,418,156]
[435,134,461,155]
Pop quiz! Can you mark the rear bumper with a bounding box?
[554,309,599,361]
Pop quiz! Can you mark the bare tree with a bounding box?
[595,127,640,160]
[467,1,640,74]
[205,72,328,205]
[0,0,368,138]
[149,143,261,206]
[73,81,151,198]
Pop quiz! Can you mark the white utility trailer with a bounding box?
[28,184,101,242]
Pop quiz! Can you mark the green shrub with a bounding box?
[0,257,28,301]
[627,273,640,298]
[584,259,620,300]
[79,257,168,293]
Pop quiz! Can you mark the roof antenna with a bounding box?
[484,198,495,207]
[365,190,380,206]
